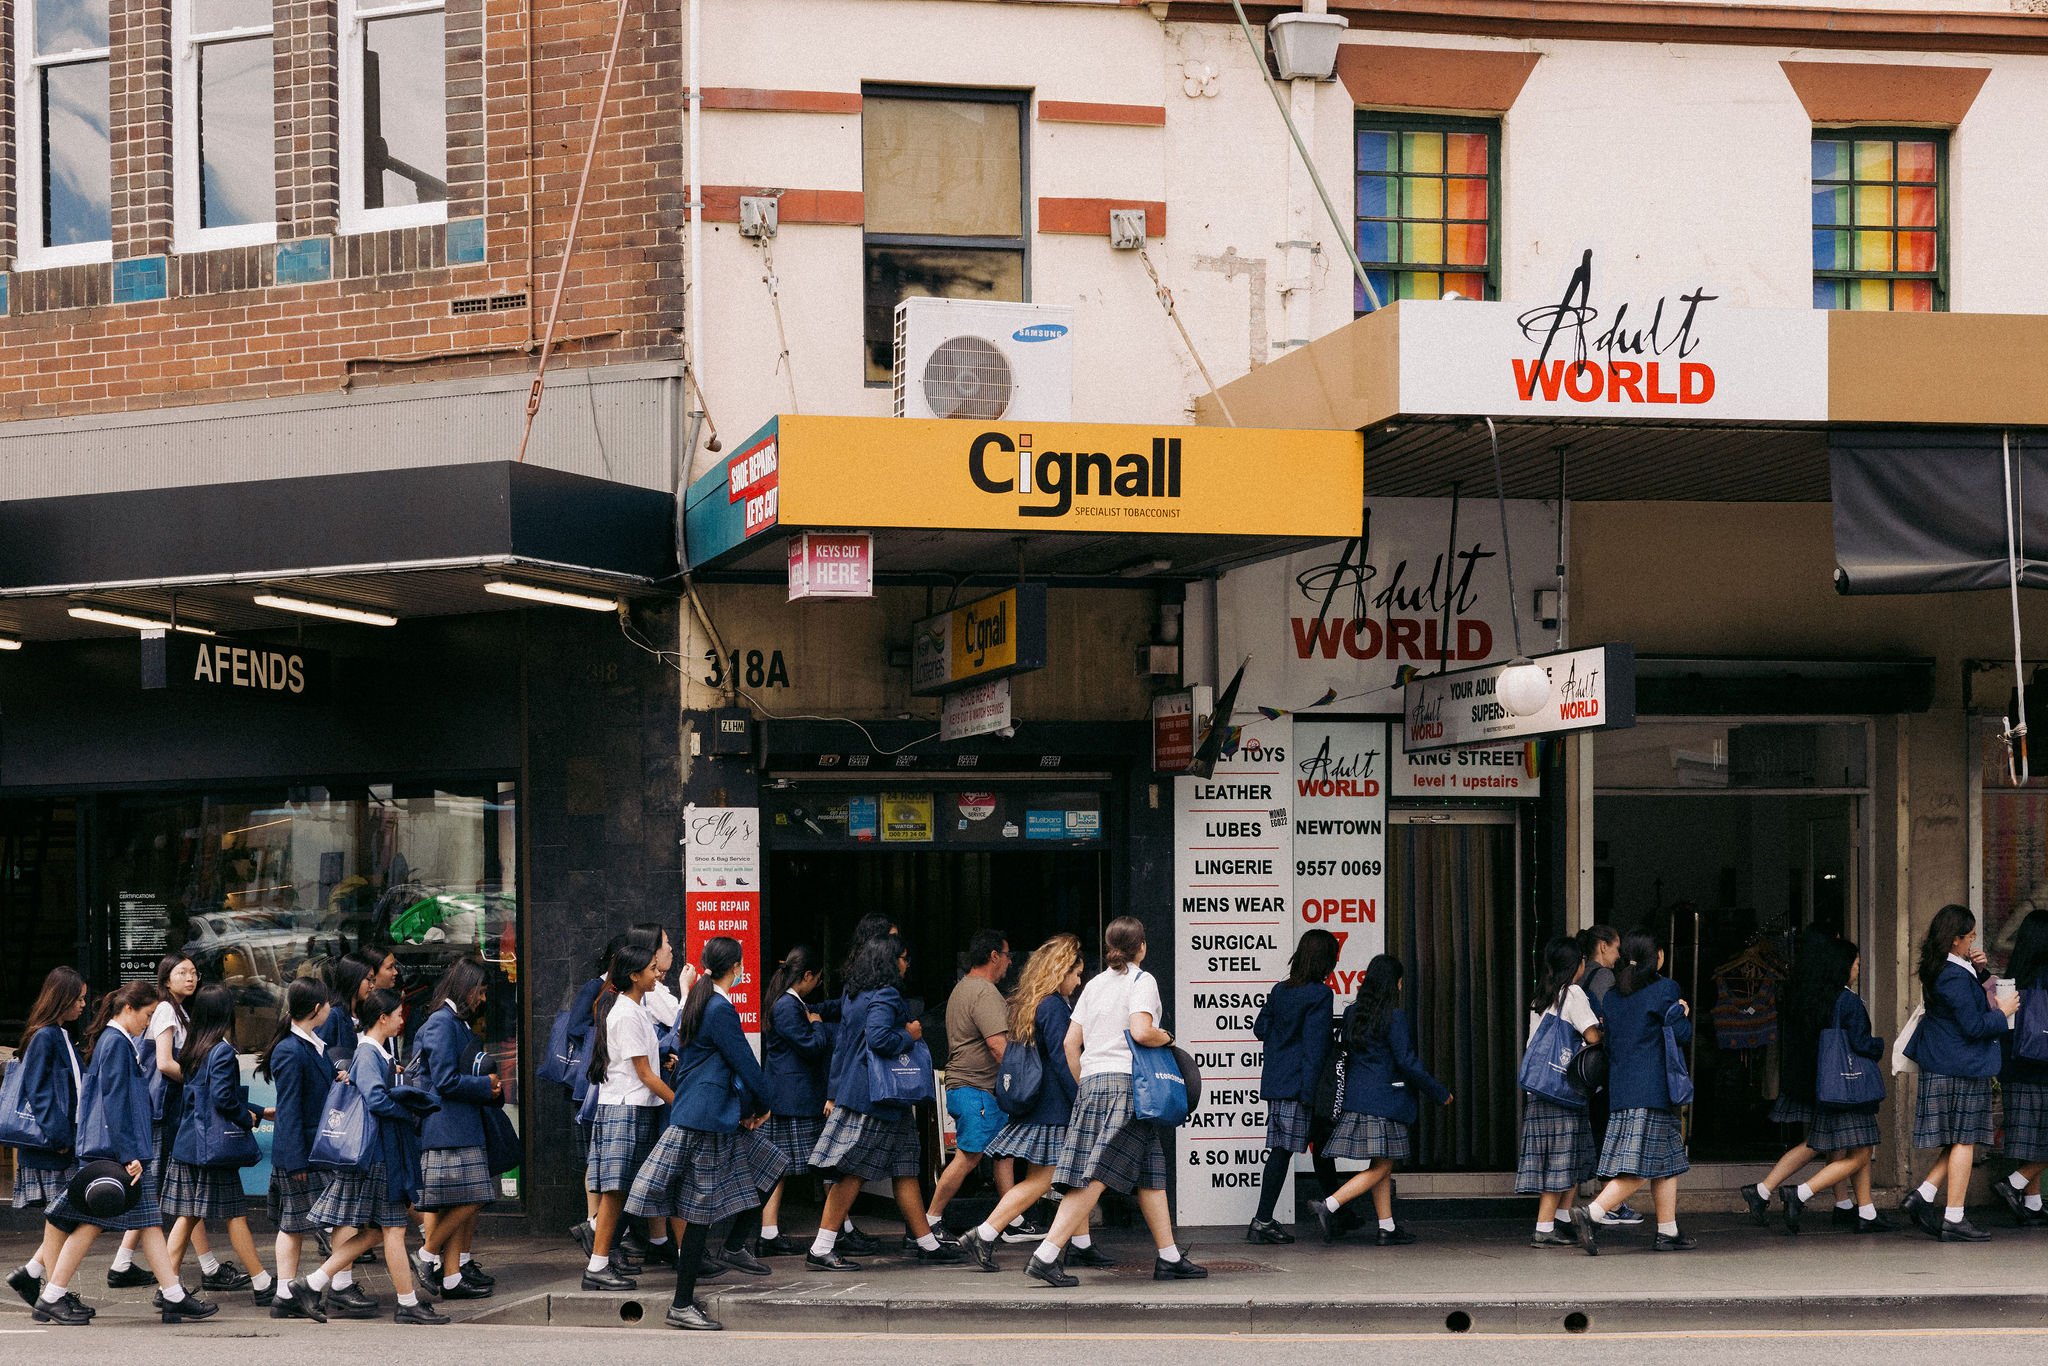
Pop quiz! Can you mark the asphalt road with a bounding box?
[4,1322,2047,1364]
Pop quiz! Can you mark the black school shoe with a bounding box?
[959,1229,1000,1273]
[756,1234,806,1257]
[327,1284,382,1318]
[438,1277,493,1300]
[395,1299,451,1325]
[1154,1252,1208,1280]
[839,1227,882,1256]
[269,1283,327,1322]
[1994,1179,2031,1226]
[458,1261,495,1289]
[1902,1190,1943,1237]
[31,1295,92,1326]
[719,1246,772,1277]
[665,1303,722,1331]
[805,1250,862,1272]
[158,1293,221,1323]
[1857,1211,1900,1233]
[1740,1185,1771,1227]
[914,1241,966,1265]
[1065,1243,1117,1268]
[1245,1217,1295,1245]
[1376,1226,1418,1247]
[106,1264,157,1289]
[253,1279,276,1307]
[1780,1188,1804,1235]
[581,1264,639,1291]
[410,1252,440,1297]
[640,1239,678,1266]
[1002,1217,1050,1243]
[1940,1216,1992,1243]
[7,1266,41,1308]
[1832,1205,1859,1230]
[1025,1255,1079,1289]
[200,1260,251,1292]
[1574,1203,1601,1256]
[1653,1230,1697,1252]
[1529,1229,1578,1248]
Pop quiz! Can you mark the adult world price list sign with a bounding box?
[684,806,762,1042]
[1173,717,1294,1228]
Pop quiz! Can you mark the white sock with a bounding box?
[1072,1234,1093,1249]
[198,1252,221,1275]
[2029,1195,2045,1212]
[38,1282,66,1305]
[1032,1241,1060,1264]
[307,1269,331,1292]
[251,1271,273,1292]
[1945,1206,1965,1223]
[841,1220,856,1234]
[1858,1203,1878,1219]
[1008,1215,1028,1228]
[332,1268,353,1290]
[2012,1171,2032,1190]
[1157,1243,1181,1263]
[809,1230,838,1257]
[1323,1196,1341,1213]
[443,1272,463,1290]
[1556,1208,1574,1223]
[1587,1201,1615,1224]
[1917,1181,1939,1202]
[160,1281,187,1303]
[1835,1198,1854,1210]
[915,1233,940,1252]
[587,1255,608,1272]
[1794,1183,1814,1205]
[459,1253,473,1267]
[276,1280,294,1300]
[110,1247,135,1272]
[1755,1181,1772,1199]
[398,1291,419,1307]
[759,1225,777,1241]
[24,1258,44,1279]
[1535,1220,1556,1234]
[419,1249,441,1268]
[1378,1217,1396,1232]
[1657,1221,1679,1237]
[650,1234,669,1246]
[975,1224,1000,1243]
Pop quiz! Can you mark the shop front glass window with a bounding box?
[103,782,519,1196]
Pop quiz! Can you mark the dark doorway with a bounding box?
[0,798,82,1031]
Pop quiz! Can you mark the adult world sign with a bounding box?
[1403,644,1637,752]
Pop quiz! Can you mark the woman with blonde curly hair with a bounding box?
[957,934,1113,1272]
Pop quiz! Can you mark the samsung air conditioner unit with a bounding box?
[893,297,1074,421]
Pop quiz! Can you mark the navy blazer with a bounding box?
[414,1005,497,1150]
[1603,976,1693,1111]
[80,1026,155,1164]
[355,1041,424,1205]
[1255,980,1334,1104]
[824,986,918,1117]
[171,1039,261,1166]
[668,994,771,1134]
[1339,1006,1448,1125]
[1018,993,1079,1128]
[317,1007,359,1068]
[2003,970,2048,1085]
[1909,960,2005,1079]
[1826,989,1887,1114]
[762,990,834,1118]
[269,1031,339,1175]
[12,1026,82,1168]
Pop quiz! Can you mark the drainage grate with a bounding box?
[450,292,529,315]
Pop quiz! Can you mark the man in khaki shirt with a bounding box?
[928,929,1036,1238]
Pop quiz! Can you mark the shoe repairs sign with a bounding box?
[683,805,761,1042]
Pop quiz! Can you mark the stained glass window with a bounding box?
[1355,116,1496,315]
[1812,130,1944,312]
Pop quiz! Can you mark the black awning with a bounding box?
[1635,656,1936,715]
[1831,429,2048,595]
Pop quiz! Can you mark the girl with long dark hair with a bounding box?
[1576,929,1695,1254]
[37,981,220,1324]
[1519,938,1601,1246]
[1740,932,1842,1230]
[1901,904,2013,1240]
[582,939,675,1289]
[1247,929,1340,1244]
[411,956,504,1296]
[161,984,274,1303]
[1310,954,1450,1245]
[5,967,90,1311]
[1994,909,2048,1225]
[109,952,218,1290]
[254,979,340,1313]
[758,945,834,1256]
[625,937,790,1331]
[566,931,631,1256]
[1786,939,1890,1232]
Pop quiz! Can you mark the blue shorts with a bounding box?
[947,1085,1006,1154]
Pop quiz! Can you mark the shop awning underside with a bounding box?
[694,525,1339,583]
[0,462,678,641]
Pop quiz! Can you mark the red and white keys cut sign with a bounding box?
[787,530,873,600]
[683,805,763,1044]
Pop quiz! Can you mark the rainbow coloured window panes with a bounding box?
[1356,120,1495,314]
[1812,132,1943,312]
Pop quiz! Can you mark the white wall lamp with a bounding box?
[253,593,397,627]
[68,606,216,636]
[0,635,21,651]
[484,580,622,612]
[1267,10,1349,81]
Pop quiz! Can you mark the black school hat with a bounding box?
[68,1159,141,1218]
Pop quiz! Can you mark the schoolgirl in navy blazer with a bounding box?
[1256,980,1334,1105]
[1909,958,2005,1078]
[414,1004,497,1150]
[1601,974,1691,1111]
[1018,993,1080,1128]
[81,1024,155,1165]
[170,1039,260,1165]
[669,992,772,1133]
[355,1038,426,1204]
[13,1023,82,1172]
[267,1029,337,1175]
[763,989,835,1118]
[824,986,918,1117]
[1339,1006,1448,1123]
[1829,986,1887,1114]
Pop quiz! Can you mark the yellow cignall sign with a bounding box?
[911,584,1047,696]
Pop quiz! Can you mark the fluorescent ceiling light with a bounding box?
[484,580,620,612]
[0,636,20,651]
[68,606,216,636]
[254,593,397,627]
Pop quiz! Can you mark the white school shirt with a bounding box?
[1072,966,1165,1081]
[645,981,682,1034]
[146,1000,187,1052]
[1528,983,1600,1042]
[598,994,662,1106]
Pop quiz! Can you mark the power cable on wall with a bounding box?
[759,236,800,415]
[1135,243,1236,427]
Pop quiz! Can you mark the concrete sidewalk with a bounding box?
[7,1214,2048,1335]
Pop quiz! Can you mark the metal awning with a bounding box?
[0,462,677,641]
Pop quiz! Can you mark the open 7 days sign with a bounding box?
[1403,644,1636,752]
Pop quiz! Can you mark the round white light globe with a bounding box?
[1498,661,1552,718]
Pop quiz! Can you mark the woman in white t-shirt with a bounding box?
[1518,938,1603,1247]
[582,938,675,1290]
[1026,917,1205,1287]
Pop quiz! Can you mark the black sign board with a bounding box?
[143,636,331,703]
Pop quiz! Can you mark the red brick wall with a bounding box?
[0,0,684,422]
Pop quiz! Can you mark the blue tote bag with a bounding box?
[866,1039,936,1106]
[1128,1033,1191,1126]
[2016,988,2048,1064]
[0,1060,57,1150]
[1815,1026,1885,1107]
[1661,1002,1695,1107]
[1517,1010,1588,1109]
[307,1078,374,1172]
[995,1037,1046,1116]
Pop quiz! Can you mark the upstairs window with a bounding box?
[862,87,1028,383]
[339,0,448,232]
[16,0,113,265]
[1812,130,1945,312]
[1354,115,1497,314]
[173,0,277,250]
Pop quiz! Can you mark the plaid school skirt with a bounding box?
[1913,1072,1995,1149]
[1809,1107,1882,1153]
[587,1103,667,1193]
[10,1160,75,1209]
[418,1145,497,1210]
[1053,1073,1168,1195]
[574,1119,594,1165]
[267,1169,331,1234]
[761,1114,824,1173]
[312,1164,411,1229]
[2004,1081,2048,1161]
[1266,1099,1311,1154]
[626,1124,788,1225]
[47,1160,163,1233]
[162,1160,248,1221]
[985,1120,1067,1167]
[1516,1096,1597,1194]
[1596,1107,1689,1180]
[1768,1095,1818,1126]
[1325,1112,1411,1161]
[809,1107,923,1184]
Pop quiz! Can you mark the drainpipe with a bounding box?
[1279,0,1326,356]
[687,0,705,476]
